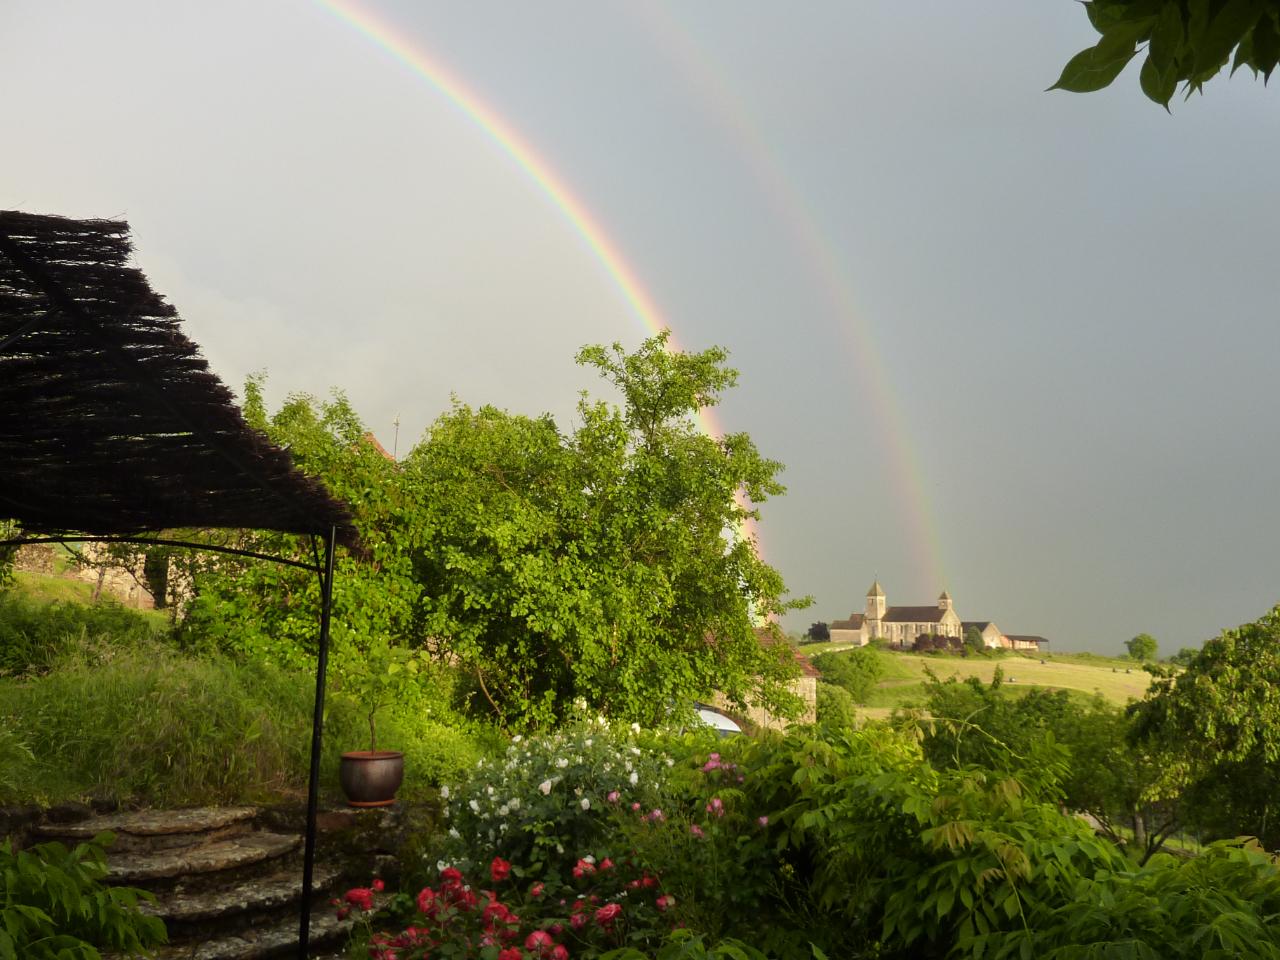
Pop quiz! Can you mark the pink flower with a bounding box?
[343,887,374,911]
[548,923,564,936]
[656,894,676,912]
[490,857,512,883]
[498,949,522,960]
[530,881,545,897]
[702,753,721,772]
[595,903,623,927]
[599,857,615,871]
[572,858,596,879]
[570,911,588,931]
[551,946,570,960]
[372,878,385,892]
[705,797,724,817]
[526,929,555,955]
[647,808,665,822]
[689,824,705,838]
[607,790,620,803]
[757,815,769,827]
[631,801,642,812]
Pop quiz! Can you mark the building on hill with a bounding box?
[830,581,1049,651]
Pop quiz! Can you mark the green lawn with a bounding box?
[10,571,170,628]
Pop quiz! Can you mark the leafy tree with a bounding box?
[1054,1,1280,107]
[804,621,830,644]
[811,647,885,704]
[406,334,805,729]
[1167,645,1200,666]
[963,624,986,655]
[1130,604,1280,847]
[1126,632,1159,661]
[815,681,859,729]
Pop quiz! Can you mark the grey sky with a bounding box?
[4,1,1277,654]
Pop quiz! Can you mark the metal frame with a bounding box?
[1,528,338,959]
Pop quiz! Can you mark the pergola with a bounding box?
[0,209,361,957]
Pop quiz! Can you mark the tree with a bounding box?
[811,647,885,705]
[1054,1,1280,108]
[963,624,986,655]
[406,333,806,729]
[1126,633,1159,661]
[1130,604,1280,847]
[804,621,830,644]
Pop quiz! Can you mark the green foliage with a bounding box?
[963,624,986,656]
[601,930,772,960]
[330,633,429,753]
[408,333,805,729]
[0,590,161,677]
[0,834,166,959]
[1054,0,1280,107]
[810,647,885,705]
[1131,603,1280,847]
[1168,644,1200,666]
[0,634,487,806]
[815,682,858,729]
[1127,632,1159,661]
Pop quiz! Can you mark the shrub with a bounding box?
[815,682,857,729]
[0,591,161,677]
[435,721,668,883]
[0,833,167,959]
[810,647,884,704]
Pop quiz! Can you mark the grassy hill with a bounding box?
[802,643,1154,719]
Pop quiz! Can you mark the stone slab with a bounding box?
[109,832,300,883]
[144,908,356,960]
[146,863,344,923]
[35,806,258,841]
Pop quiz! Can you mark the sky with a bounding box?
[4,1,1278,654]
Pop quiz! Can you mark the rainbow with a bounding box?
[313,0,765,552]
[628,4,946,592]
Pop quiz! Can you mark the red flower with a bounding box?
[497,949,522,960]
[525,929,555,956]
[599,858,615,871]
[482,899,512,927]
[530,881,545,897]
[656,894,676,912]
[551,946,570,960]
[595,903,623,927]
[416,887,438,916]
[572,858,596,879]
[490,856,512,883]
[570,912,588,931]
[372,878,386,892]
[343,887,374,911]
[440,866,464,888]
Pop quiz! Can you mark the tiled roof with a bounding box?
[831,614,865,630]
[962,621,993,631]
[883,606,947,623]
[1005,635,1049,645]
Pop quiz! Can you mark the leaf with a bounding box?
[1140,54,1178,106]
[1192,0,1265,77]
[1050,39,1141,93]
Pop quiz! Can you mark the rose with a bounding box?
[490,856,512,882]
[656,894,676,912]
[606,790,620,803]
[599,858,614,871]
[689,824,705,838]
[525,929,556,956]
[372,878,385,892]
[594,902,623,927]
[757,815,769,827]
[551,946,570,960]
[570,911,588,931]
[572,858,596,879]
[344,887,374,911]
[416,887,438,916]
[530,881,545,897]
[498,949,522,960]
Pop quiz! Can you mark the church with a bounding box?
[829,581,1046,650]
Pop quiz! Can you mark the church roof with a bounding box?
[962,621,993,630]
[883,606,947,623]
[1005,634,1049,645]
[866,580,884,598]
[939,590,952,601]
[831,613,865,630]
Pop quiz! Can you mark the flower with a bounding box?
[595,903,623,927]
[656,894,676,912]
[599,857,614,871]
[757,815,769,827]
[606,790,620,803]
[490,857,512,882]
[344,887,374,911]
[689,824,705,838]
[702,753,721,772]
[416,886,438,916]
[647,808,665,822]
[706,797,724,817]
[631,801,642,812]
[572,858,596,879]
[580,797,591,810]
[539,779,554,795]
[525,930,555,955]
[440,785,450,799]
[570,911,588,931]
[551,946,570,960]
[629,771,639,786]
[530,881,545,897]
[498,949,522,960]
[440,866,464,887]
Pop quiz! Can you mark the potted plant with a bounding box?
[334,634,419,807]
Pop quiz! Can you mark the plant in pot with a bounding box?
[333,634,421,807]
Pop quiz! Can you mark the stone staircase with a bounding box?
[31,806,362,960]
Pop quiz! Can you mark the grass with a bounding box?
[11,571,170,629]
[817,646,1158,720]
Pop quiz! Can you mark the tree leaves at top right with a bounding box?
[1052,0,1280,107]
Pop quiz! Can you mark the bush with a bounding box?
[815,682,857,729]
[434,721,669,884]
[810,647,884,704]
[0,833,166,958]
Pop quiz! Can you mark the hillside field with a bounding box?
[801,643,1155,719]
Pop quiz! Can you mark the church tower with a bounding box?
[865,580,886,621]
[938,590,953,613]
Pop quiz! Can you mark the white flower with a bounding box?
[580,797,591,810]
[437,860,449,872]
[555,758,569,769]
[583,854,596,864]
[556,843,564,854]
[498,805,509,817]
[539,779,553,795]
[631,722,641,733]
[440,785,450,799]
[448,827,460,839]
[630,747,641,756]
[513,734,523,743]
[508,798,521,811]
[486,785,494,796]
[574,787,583,797]
[666,758,674,767]
[469,799,480,813]
[629,771,638,786]
[584,739,593,747]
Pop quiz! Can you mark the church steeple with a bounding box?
[938,590,953,613]
[865,580,886,620]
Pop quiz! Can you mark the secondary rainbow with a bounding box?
[314,0,764,550]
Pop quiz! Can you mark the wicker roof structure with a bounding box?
[0,210,359,550]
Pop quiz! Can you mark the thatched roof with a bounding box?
[0,210,359,549]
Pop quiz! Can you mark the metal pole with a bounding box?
[299,526,336,959]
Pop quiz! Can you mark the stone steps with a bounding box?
[142,908,355,960]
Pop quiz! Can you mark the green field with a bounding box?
[804,645,1156,719]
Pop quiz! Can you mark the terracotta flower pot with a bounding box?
[339,750,404,807]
